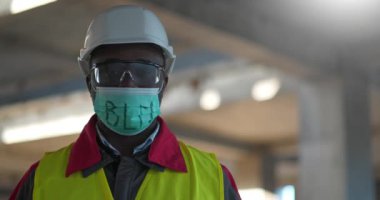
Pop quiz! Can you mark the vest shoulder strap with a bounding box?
[33,144,112,200]
[136,141,224,200]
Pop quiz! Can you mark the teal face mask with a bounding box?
[93,87,160,136]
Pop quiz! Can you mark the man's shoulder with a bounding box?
[9,161,39,200]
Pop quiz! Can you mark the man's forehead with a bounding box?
[92,43,163,56]
[91,43,165,64]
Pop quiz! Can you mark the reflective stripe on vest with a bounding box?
[33,142,224,200]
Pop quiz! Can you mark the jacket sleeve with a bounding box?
[221,164,241,200]
[9,161,39,200]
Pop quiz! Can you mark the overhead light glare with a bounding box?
[307,0,378,22]
[239,188,278,200]
[315,0,375,9]
[10,0,57,14]
[276,185,296,200]
[1,114,91,144]
[251,77,281,101]
[200,89,221,111]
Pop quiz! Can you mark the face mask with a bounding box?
[93,87,160,136]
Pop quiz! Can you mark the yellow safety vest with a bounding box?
[33,141,224,200]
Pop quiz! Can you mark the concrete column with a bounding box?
[234,151,263,188]
[262,151,276,192]
[298,69,375,200]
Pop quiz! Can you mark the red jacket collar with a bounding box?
[66,115,187,177]
[148,117,187,172]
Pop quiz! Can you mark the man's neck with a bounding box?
[97,119,158,157]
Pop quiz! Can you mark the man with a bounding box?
[10,5,241,200]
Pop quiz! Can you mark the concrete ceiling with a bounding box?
[151,0,380,76]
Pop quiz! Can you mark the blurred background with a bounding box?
[0,0,379,199]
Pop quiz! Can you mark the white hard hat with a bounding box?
[78,5,176,76]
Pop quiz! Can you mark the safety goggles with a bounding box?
[90,59,165,90]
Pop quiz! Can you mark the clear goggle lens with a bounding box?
[90,59,165,90]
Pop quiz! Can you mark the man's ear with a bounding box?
[163,77,168,89]
[85,76,91,91]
